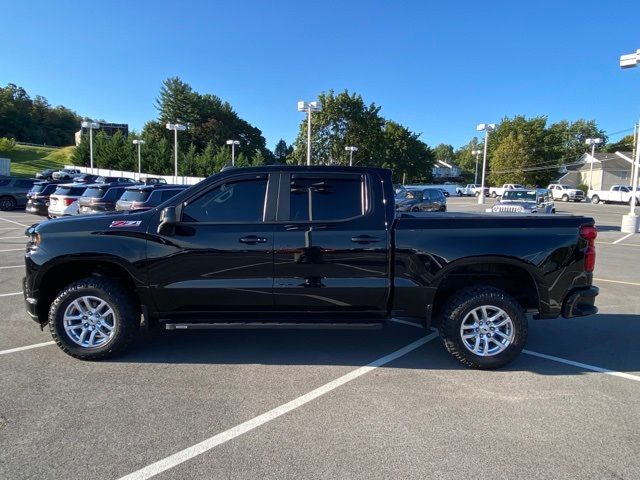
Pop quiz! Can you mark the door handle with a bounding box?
[351,235,380,244]
[239,235,268,244]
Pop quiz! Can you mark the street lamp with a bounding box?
[619,48,640,233]
[345,146,358,166]
[226,140,240,166]
[471,149,483,185]
[585,137,603,190]
[132,139,145,180]
[81,120,100,173]
[297,100,322,166]
[476,123,496,204]
[166,122,186,183]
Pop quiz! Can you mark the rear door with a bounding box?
[272,171,390,314]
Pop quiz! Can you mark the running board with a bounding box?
[164,322,384,331]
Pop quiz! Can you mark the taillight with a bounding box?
[580,225,597,272]
[64,198,74,206]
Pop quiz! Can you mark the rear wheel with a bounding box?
[438,287,528,369]
[591,195,600,204]
[411,206,420,212]
[491,192,497,198]
[48,277,140,360]
[0,196,17,211]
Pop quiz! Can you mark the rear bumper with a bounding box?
[562,286,598,318]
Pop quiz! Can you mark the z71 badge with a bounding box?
[109,220,142,228]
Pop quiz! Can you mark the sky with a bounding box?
[1,0,639,150]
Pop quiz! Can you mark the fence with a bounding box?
[66,166,205,185]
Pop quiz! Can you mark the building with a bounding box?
[74,122,129,146]
[558,152,634,190]
[431,160,461,180]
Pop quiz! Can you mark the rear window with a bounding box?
[120,189,151,202]
[54,186,86,196]
[30,184,46,193]
[289,175,364,222]
[82,187,109,198]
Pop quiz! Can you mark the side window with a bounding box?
[183,178,267,223]
[160,189,180,202]
[0,179,9,187]
[612,186,620,191]
[14,180,35,188]
[289,175,364,222]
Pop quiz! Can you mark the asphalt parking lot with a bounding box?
[0,200,638,480]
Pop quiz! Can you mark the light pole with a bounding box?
[476,123,496,204]
[226,140,240,166]
[585,137,603,190]
[81,120,100,174]
[620,48,640,233]
[297,100,322,166]
[132,139,145,180]
[472,148,482,184]
[166,122,186,183]
[345,146,358,166]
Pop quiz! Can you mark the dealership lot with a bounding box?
[0,201,638,480]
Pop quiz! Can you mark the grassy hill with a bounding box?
[0,144,76,178]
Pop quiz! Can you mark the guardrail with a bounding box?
[65,166,205,185]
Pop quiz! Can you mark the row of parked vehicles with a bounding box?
[24,173,188,217]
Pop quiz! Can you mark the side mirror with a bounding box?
[158,206,177,235]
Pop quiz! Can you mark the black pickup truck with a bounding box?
[23,166,598,369]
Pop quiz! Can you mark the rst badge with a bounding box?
[109,220,142,228]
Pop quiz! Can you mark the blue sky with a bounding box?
[1,0,639,149]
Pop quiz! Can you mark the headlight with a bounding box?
[27,232,41,250]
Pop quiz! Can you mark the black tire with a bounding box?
[0,196,17,211]
[411,206,420,212]
[438,286,528,370]
[48,277,140,360]
[457,191,463,197]
[562,194,569,202]
[475,191,480,197]
[591,195,600,204]
[491,192,497,198]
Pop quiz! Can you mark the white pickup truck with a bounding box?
[547,184,585,202]
[489,183,524,198]
[456,184,479,196]
[588,185,640,205]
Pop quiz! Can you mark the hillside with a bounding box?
[1,144,76,177]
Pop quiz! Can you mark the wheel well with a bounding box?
[431,262,540,326]
[37,261,139,322]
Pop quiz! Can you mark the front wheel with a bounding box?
[48,277,140,360]
[562,194,569,202]
[491,192,497,198]
[438,287,528,369]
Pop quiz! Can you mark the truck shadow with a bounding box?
[113,313,640,376]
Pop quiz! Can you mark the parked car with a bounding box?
[487,188,555,214]
[588,185,640,205]
[52,168,83,181]
[25,181,66,216]
[489,183,524,198]
[115,184,189,212]
[396,188,447,212]
[0,176,37,210]
[35,169,56,180]
[47,183,88,217]
[456,184,480,196]
[547,184,584,202]
[95,176,138,184]
[73,173,100,184]
[77,182,140,214]
[142,177,168,185]
[23,166,598,370]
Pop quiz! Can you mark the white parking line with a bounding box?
[0,265,22,269]
[0,217,29,227]
[0,248,24,252]
[612,232,636,244]
[522,350,640,382]
[594,277,640,287]
[0,236,26,240]
[390,318,424,328]
[118,332,439,480]
[0,341,55,356]
[0,292,22,297]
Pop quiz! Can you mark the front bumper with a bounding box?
[562,286,598,318]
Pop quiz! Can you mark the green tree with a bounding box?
[604,133,634,153]
[454,137,482,181]
[251,149,265,166]
[273,139,292,163]
[381,121,433,183]
[433,143,455,161]
[0,137,17,153]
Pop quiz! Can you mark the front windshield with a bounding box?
[405,190,423,200]
[502,190,536,202]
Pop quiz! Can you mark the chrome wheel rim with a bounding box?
[460,306,514,357]
[63,296,117,348]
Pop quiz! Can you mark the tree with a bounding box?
[273,139,292,163]
[604,133,634,153]
[381,121,433,183]
[455,137,482,181]
[155,77,198,124]
[433,143,455,162]
[251,149,265,166]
